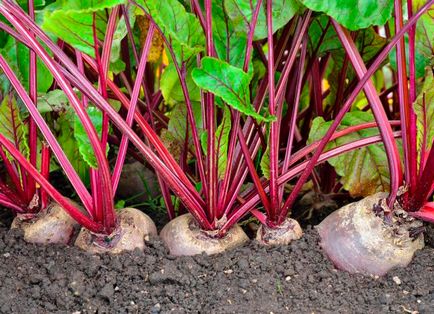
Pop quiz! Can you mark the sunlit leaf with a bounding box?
[300,0,393,30]
[137,0,205,64]
[42,0,125,58]
[213,0,247,68]
[225,0,300,40]
[260,144,270,179]
[73,107,108,169]
[192,57,274,122]
[160,62,201,105]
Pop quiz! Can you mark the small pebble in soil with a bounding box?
[151,303,161,313]
[393,276,402,285]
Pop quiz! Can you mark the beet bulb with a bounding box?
[75,207,157,254]
[256,218,303,246]
[11,200,80,244]
[317,193,424,276]
[160,214,248,256]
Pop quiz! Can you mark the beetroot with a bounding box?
[317,193,424,276]
[75,208,157,254]
[160,214,248,256]
[11,202,79,245]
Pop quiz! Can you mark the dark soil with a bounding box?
[0,212,433,314]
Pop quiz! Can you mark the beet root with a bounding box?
[160,213,248,256]
[256,218,303,245]
[11,201,79,244]
[317,193,424,276]
[75,207,157,254]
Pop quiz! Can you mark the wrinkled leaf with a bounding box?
[42,0,125,58]
[138,0,205,63]
[300,0,393,30]
[73,107,108,169]
[216,107,232,179]
[389,1,433,78]
[162,101,204,161]
[37,89,69,113]
[414,73,434,157]
[199,106,231,179]
[225,0,300,40]
[308,111,390,197]
[260,144,270,179]
[414,3,434,75]
[192,57,274,122]
[160,62,201,105]
[0,94,29,159]
[137,15,165,63]
[56,111,90,184]
[213,0,247,68]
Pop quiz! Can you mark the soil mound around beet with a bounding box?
[0,224,432,313]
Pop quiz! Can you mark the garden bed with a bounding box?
[0,212,432,314]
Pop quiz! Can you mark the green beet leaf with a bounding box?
[260,144,271,179]
[160,62,201,105]
[308,111,390,197]
[215,107,231,179]
[300,0,394,30]
[0,94,29,160]
[37,89,69,114]
[56,111,90,184]
[199,106,231,180]
[192,57,274,122]
[73,107,108,169]
[414,73,434,160]
[388,3,433,80]
[42,0,126,59]
[225,0,300,40]
[213,0,247,68]
[137,0,204,64]
[0,36,54,93]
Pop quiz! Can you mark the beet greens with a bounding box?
[0,0,432,253]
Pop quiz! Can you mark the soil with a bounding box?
[0,206,433,314]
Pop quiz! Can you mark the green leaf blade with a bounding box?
[73,107,107,169]
[192,57,274,122]
[138,0,205,63]
[300,0,394,30]
[225,0,300,40]
[308,111,390,197]
[0,94,29,159]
